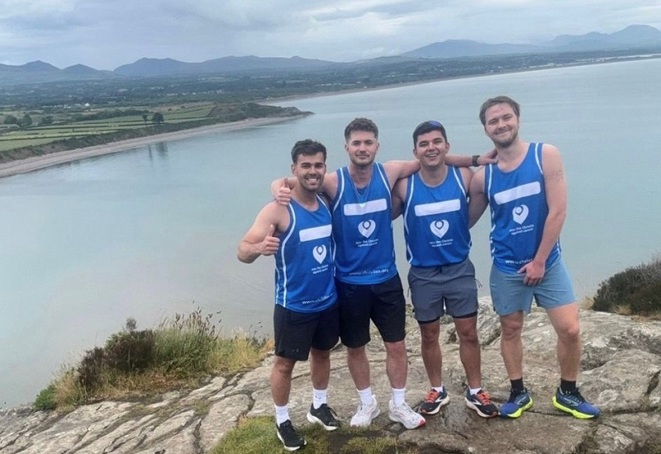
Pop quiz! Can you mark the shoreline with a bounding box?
[2,53,659,180]
[0,116,303,179]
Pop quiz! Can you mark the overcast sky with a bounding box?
[1,0,660,71]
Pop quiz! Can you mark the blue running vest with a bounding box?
[485,142,561,274]
[403,166,471,267]
[275,196,337,313]
[331,163,397,284]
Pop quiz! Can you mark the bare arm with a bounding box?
[519,144,567,282]
[237,202,286,263]
[468,168,488,228]
[383,160,420,190]
[391,177,408,219]
[446,148,498,168]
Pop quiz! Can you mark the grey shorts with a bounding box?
[407,258,478,323]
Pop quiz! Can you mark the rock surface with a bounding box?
[1,298,660,453]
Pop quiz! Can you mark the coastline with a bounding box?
[0,116,302,179]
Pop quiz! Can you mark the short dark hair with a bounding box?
[291,139,327,163]
[344,117,378,141]
[479,96,521,125]
[412,120,448,146]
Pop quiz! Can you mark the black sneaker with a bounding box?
[276,420,307,451]
[418,388,450,415]
[464,389,499,418]
[306,403,341,431]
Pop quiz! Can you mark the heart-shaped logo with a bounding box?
[512,205,529,225]
[358,220,376,238]
[430,220,449,239]
[313,245,327,264]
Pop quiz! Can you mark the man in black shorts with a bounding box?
[238,139,341,451]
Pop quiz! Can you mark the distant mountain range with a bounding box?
[1,24,660,85]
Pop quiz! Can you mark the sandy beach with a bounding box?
[0,116,301,179]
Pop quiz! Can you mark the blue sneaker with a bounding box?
[552,388,601,419]
[499,388,533,418]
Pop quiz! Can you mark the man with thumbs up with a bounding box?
[468,96,600,420]
[238,139,340,451]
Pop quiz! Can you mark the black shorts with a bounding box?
[336,274,406,348]
[273,303,340,361]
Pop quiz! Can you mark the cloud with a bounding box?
[0,0,659,70]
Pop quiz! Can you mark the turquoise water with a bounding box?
[1,58,660,407]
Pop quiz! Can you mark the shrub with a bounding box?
[592,257,661,315]
[77,347,106,393]
[104,329,156,373]
[34,384,57,411]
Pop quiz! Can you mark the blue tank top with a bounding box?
[331,163,397,284]
[485,142,561,274]
[275,196,337,313]
[402,166,471,267]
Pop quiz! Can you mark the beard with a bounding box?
[491,128,518,148]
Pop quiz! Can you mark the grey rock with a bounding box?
[1,299,660,454]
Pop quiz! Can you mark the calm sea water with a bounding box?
[1,58,660,407]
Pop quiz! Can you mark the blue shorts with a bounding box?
[489,258,576,316]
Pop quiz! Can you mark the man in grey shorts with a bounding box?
[392,120,498,418]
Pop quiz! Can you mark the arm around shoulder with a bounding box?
[383,160,420,189]
[468,168,488,228]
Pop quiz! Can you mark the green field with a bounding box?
[0,102,216,152]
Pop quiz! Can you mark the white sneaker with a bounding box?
[350,394,380,427]
[388,400,426,429]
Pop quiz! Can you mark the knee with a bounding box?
[273,357,296,375]
[500,322,523,341]
[556,323,581,342]
[420,326,439,346]
[457,328,479,345]
[384,340,407,356]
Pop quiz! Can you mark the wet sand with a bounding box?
[0,116,300,178]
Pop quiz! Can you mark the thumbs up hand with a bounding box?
[276,177,292,206]
[259,224,280,256]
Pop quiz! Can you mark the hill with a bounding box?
[0,25,660,85]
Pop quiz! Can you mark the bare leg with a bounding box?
[310,347,331,390]
[384,340,408,389]
[347,346,371,390]
[419,321,442,388]
[546,303,581,381]
[499,311,525,380]
[271,356,297,406]
[454,316,481,389]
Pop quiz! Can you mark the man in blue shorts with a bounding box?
[469,96,601,419]
[238,139,341,451]
[392,120,499,419]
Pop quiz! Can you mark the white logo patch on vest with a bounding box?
[512,205,529,225]
[430,220,449,238]
[313,245,327,264]
[358,220,376,238]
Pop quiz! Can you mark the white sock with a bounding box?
[275,404,290,426]
[357,387,373,406]
[433,385,444,393]
[313,388,327,409]
[391,387,406,407]
[469,387,482,396]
